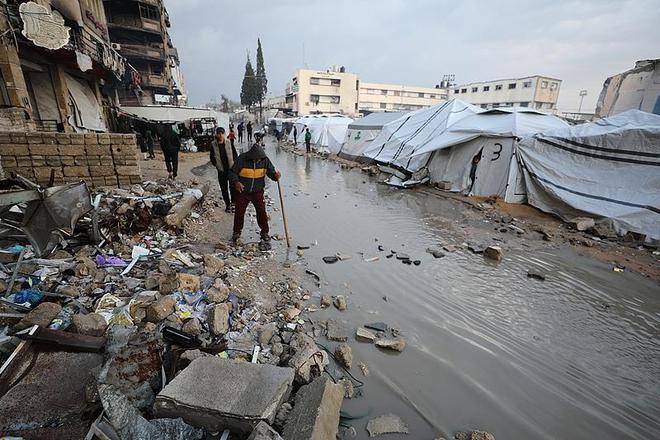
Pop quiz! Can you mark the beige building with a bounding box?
[284,67,448,117]
[359,82,447,112]
[451,75,561,112]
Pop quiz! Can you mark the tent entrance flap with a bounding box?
[472,138,515,197]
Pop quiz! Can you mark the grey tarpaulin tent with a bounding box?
[338,112,406,162]
[517,109,660,240]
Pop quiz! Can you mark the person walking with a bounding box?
[230,132,281,250]
[304,127,312,153]
[237,122,244,143]
[246,121,253,143]
[160,124,181,179]
[145,129,155,159]
[293,126,298,144]
[210,127,238,212]
[228,125,237,150]
[467,149,483,194]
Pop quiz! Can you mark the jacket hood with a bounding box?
[245,144,267,160]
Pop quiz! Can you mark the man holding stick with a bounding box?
[229,132,281,250]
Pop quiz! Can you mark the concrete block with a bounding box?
[86,144,111,155]
[45,156,62,167]
[15,167,34,178]
[84,133,98,144]
[282,376,344,440]
[15,156,31,167]
[58,145,84,156]
[100,155,114,166]
[60,156,75,166]
[122,134,137,145]
[1,156,16,168]
[55,133,71,144]
[31,155,46,167]
[154,357,294,434]
[73,156,87,166]
[104,176,118,186]
[41,133,57,145]
[3,144,30,156]
[247,421,283,440]
[97,133,112,144]
[9,134,27,144]
[34,167,55,183]
[26,132,43,144]
[70,134,85,145]
[87,155,101,166]
[129,175,143,184]
[115,165,139,176]
[28,144,57,155]
[89,165,114,176]
[63,166,90,177]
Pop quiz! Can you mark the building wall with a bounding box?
[596,59,660,117]
[451,75,561,111]
[359,82,447,112]
[0,131,141,187]
[287,69,360,116]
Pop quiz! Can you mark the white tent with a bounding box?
[338,112,406,162]
[417,107,569,200]
[120,105,230,129]
[288,114,353,154]
[517,110,660,240]
[363,100,481,173]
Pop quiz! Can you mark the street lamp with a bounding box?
[578,90,588,114]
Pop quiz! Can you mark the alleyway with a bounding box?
[178,139,660,439]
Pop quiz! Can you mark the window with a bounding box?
[535,102,543,109]
[430,94,436,99]
[549,82,557,91]
[505,102,514,107]
[418,92,425,98]
[310,94,319,104]
[519,102,529,107]
[380,103,387,109]
[393,90,400,96]
[483,86,490,92]
[330,79,341,86]
[454,89,460,94]
[461,88,467,93]
[541,81,548,88]
[471,87,478,93]
[331,96,340,104]
[356,80,359,90]
[495,84,502,90]
[492,103,500,108]
[523,81,532,88]
[381,89,388,95]
[139,4,159,20]
[508,83,516,89]
[0,71,10,105]
[309,77,320,85]
[480,104,488,109]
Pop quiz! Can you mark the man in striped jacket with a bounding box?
[229,132,281,249]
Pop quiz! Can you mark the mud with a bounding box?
[145,141,660,439]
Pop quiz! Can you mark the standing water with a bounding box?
[201,141,660,439]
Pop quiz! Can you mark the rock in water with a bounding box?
[323,256,339,264]
[356,327,377,343]
[366,414,409,437]
[327,319,348,342]
[483,246,503,262]
[527,269,546,281]
[375,338,406,352]
[470,431,496,440]
[333,295,347,311]
[320,295,332,308]
[335,343,353,368]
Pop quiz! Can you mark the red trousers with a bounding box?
[233,190,269,238]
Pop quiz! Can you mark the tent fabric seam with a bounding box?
[536,137,660,167]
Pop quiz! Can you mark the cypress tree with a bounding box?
[255,38,267,119]
[240,54,256,110]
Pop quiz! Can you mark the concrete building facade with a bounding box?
[284,67,449,117]
[104,0,186,106]
[0,0,130,132]
[596,59,660,117]
[451,75,561,112]
[359,82,447,112]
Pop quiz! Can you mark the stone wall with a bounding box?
[0,108,35,133]
[0,132,142,187]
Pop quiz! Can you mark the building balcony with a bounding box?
[119,44,165,61]
[142,74,170,89]
[107,18,162,35]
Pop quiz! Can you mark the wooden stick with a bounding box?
[276,179,291,247]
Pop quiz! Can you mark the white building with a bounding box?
[359,82,447,112]
[284,67,449,117]
[451,75,561,112]
[596,59,660,117]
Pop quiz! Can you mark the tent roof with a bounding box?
[348,112,407,129]
[120,105,228,124]
[537,109,660,139]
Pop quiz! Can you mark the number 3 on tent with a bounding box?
[492,143,503,161]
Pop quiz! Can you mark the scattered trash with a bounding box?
[323,256,339,264]
[366,414,409,437]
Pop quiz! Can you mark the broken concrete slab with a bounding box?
[177,273,200,292]
[247,421,283,440]
[208,303,231,335]
[375,338,406,352]
[288,334,329,384]
[335,343,353,368]
[484,246,503,262]
[356,327,377,343]
[14,302,61,331]
[327,319,348,342]
[570,217,596,232]
[364,322,388,332]
[154,357,294,434]
[366,414,409,437]
[283,376,344,440]
[146,295,176,322]
[71,312,107,336]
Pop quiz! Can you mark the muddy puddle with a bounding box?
[195,142,660,439]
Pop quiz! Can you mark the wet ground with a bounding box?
[194,140,660,440]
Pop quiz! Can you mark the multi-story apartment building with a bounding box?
[104,0,186,105]
[451,75,561,112]
[284,67,449,117]
[285,68,360,116]
[0,0,130,132]
[359,82,447,112]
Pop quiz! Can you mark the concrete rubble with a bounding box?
[282,376,344,440]
[366,413,409,437]
[0,177,347,439]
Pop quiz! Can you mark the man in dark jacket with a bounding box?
[229,132,281,249]
[246,121,253,143]
[160,124,180,179]
[210,127,238,212]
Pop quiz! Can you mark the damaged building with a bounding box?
[596,58,660,117]
[104,0,186,106]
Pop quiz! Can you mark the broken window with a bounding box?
[418,92,425,98]
[330,79,340,86]
[139,4,159,21]
[454,89,459,94]
[381,89,388,95]
[309,77,320,85]
[471,87,478,93]
[541,81,548,88]
[461,88,467,93]
[380,102,387,109]
[495,84,502,90]
[310,94,319,104]
[483,86,490,92]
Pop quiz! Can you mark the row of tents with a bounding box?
[286,100,660,241]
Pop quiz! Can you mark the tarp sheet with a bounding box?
[517,109,660,240]
[339,112,405,161]
[65,73,106,132]
[120,105,230,129]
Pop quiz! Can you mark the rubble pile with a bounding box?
[0,177,351,439]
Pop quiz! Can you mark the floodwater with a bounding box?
[200,141,660,439]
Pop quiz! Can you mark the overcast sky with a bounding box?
[166,0,660,112]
